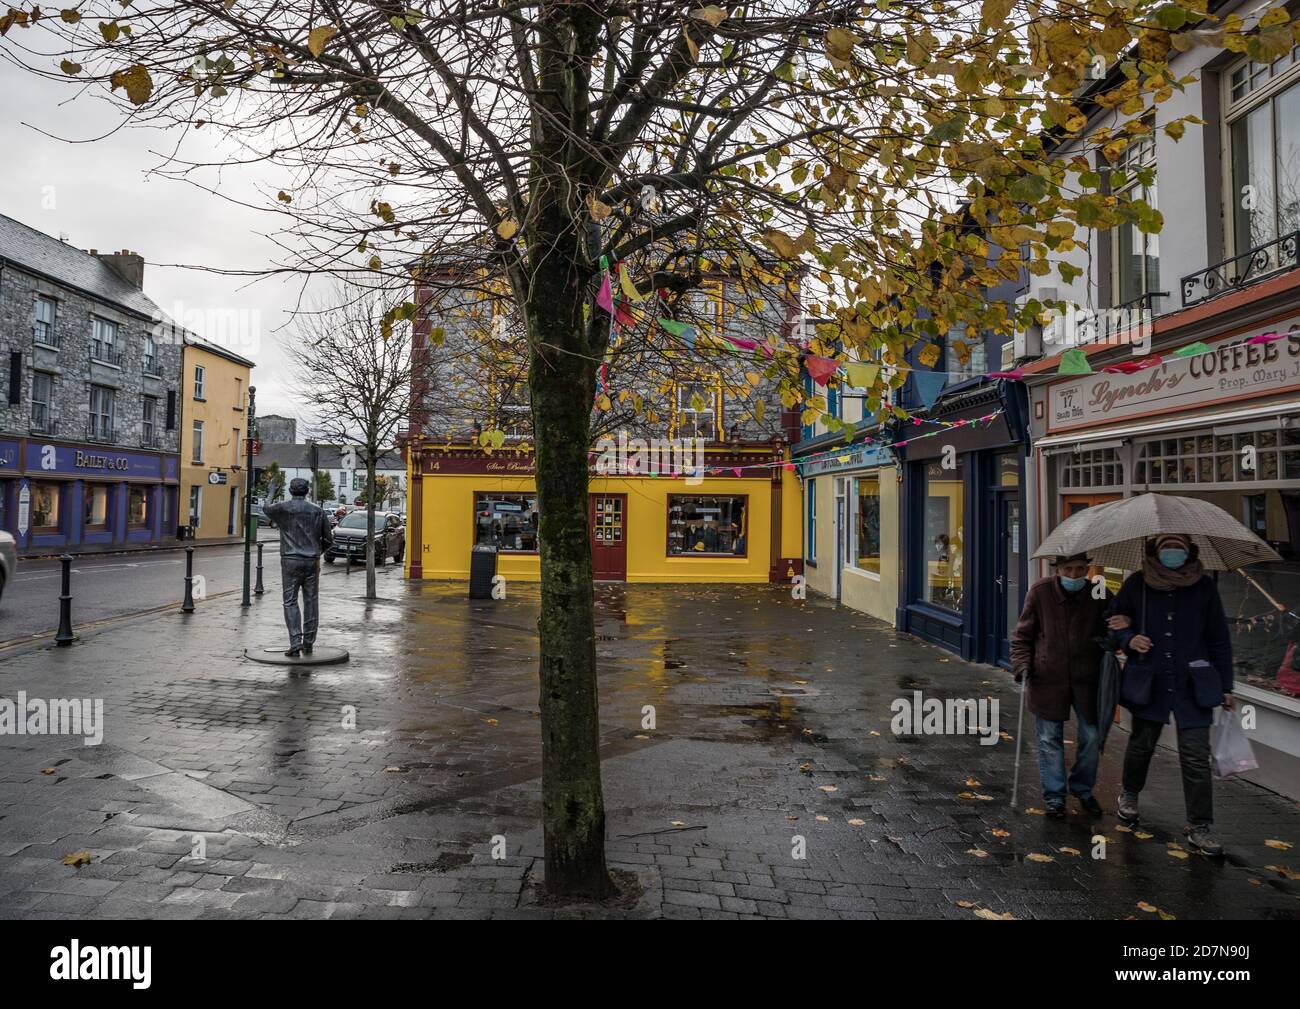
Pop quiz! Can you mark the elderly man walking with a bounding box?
[265,478,333,657]
[1010,553,1111,818]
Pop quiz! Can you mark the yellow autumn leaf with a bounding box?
[1134,830,1153,840]
[109,64,153,105]
[967,848,989,857]
[308,25,338,58]
[761,228,801,261]
[918,343,941,368]
[1024,807,1046,815]
[59,59,82,75]
[61,851,92,867]
[1025,852,1054,863]
[586,192,612,220]
[496,219,519,240]
[956,900,977,908]
[683,29,699,63]
[1265,864,1300,880]
[41,767,57,775]
[973,908,1016,920]
[1167,847,1189,860]
[991,828,1011,838]
[1137,901,1158,913]
[689,5,727,27]
[818,784,837,793]
[825,27,859,69]
[1264,839,1293,850]
[1059,847,1081,856]
[980,0,1015,28]
[965,777,982,787]
[847,818,865,826]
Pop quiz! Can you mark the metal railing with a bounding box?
[140,432,161,449]
[1181,231,1299,308]
[33,326,59,349]
[89,343,122,367]
[30,412,57,436]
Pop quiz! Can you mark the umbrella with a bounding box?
[1095,650,1122,752]
[1032,493,1282,571]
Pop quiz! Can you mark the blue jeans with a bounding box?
[1035,702,1101,806]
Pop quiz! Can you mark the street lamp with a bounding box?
[242,386,257,607]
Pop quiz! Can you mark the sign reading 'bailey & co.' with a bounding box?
[1048,318,1300,433]
[22,442,167,481]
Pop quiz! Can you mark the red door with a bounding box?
[590,494,627,580]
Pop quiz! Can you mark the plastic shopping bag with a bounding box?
[1210,709,1259,779]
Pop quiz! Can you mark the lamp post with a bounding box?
[242,386,257,607]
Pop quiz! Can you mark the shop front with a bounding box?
[1029,315,1300,798]
[797,438,899,624]
[897,382,1029,665]
[0,437,180,555]
[404,439,803,583]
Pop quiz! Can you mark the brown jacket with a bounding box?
[1009,577,1110,723]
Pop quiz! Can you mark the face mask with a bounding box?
[1059,575,1087,592]
[1158,548,1188,570]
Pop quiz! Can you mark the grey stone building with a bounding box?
[256,414,297,444]
[0,214,183,554]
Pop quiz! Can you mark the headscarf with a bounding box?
[1142,534,1203,590]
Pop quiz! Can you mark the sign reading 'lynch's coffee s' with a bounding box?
[1048,318,1300,433]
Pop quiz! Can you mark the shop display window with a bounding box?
[668,495,746,555]
[474,492,538,552]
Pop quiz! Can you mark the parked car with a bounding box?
[250,502,276,528]
[0,530,14,604]
[325,510,405,565]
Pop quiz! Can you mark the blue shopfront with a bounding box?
[896,381,1030,666]
[0,437,180,556]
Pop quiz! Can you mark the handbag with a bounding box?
[1277,642,1300,697]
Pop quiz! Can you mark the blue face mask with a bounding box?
[1059,575,1087,592]
[1158,548,1189,570]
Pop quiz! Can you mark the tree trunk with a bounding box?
[527,278,613,900]
[365,454,377,599]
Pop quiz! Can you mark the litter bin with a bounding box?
[469,544,498,600]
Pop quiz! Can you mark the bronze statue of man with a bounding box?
[265,478,333,657]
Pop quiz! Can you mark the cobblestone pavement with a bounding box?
[0,568,1297,920]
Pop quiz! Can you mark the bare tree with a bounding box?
[290,289,411,600]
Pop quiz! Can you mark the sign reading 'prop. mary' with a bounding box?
[1048,319,1300,434]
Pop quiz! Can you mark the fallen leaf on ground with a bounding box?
[485,718,498,726]
[818,785,838,793]
[816,815,829,822]
[384,766,403,773]
[799,762,813,774]
[1265,864,1300,880]
[869,730,880,737]
[1134,831,1153,840]
[634,734,650,740]
[1167,847,1189,860]
[999,732,1013,741]
[1058,847,1081,856]
[868,774,886,782]
[965,777,982,787]
[1137,901,1158,913]
[848,818,865,826]
[1024,807,1046,816]
[956,899,977,908]
[61,852,91,867]
[967,848,989,857]
[991,828,1011,838]
[41,768,56,775]
[670,820,686,827]
[1115,823,1133,833]
[1264,839,1293,850]
[973,908,1016,920]
[1025,852,1055,863]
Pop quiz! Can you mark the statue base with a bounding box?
[243,645,350,666]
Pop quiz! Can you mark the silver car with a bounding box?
[0,530,15,605]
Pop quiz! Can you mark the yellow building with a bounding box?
[179,336,255,540]
[404,440,803,583]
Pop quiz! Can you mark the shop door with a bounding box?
[590,494,627,580]
[994,493,1022,664]
[834,478,848,601]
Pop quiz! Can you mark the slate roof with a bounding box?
[0,213,159,319]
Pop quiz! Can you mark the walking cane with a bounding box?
[1010,673,1027,809]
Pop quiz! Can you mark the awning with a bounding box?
[1034,398,1300,453]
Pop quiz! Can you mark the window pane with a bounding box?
[923,460,964,611]
[474,493,538,552]
[129,487,148,526]
[1279,81,1300,238]
[855,476,880,573]
[31,482,61,529]
[84,484,108,527]
[668,495,745,555]
[1233,104,1276,251]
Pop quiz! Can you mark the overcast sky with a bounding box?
[0,59,317,426]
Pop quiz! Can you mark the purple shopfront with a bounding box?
[0,437,180,556]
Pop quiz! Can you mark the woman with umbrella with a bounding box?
[1107,533,1233,856]
[1032,494,1279,857]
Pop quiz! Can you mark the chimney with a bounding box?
[95,249,145,289]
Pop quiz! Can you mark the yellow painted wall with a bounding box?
[801,466,899,625]
[180,345,251,540]
[414,473,785,582]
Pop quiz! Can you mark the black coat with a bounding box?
[1108,572,1233,729]
[1009,577,1110,723]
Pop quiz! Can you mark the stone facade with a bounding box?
[256,414,297,444]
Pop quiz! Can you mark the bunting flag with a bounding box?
[912,371,947,408]
[845,362,879,389]
[656,317,697,347]
[1102,356,1161,375]
[619,264,649,303]
[1171,341,1212,358]
[723,334,759,352]
[804,355,839,384]
[1058,347,1092,375]
[1247,331,1283,345]
[985,368,1025,381]
[596,270,614,314]
[614,298,635,331]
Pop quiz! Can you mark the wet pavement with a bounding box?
[0,570,1297,919]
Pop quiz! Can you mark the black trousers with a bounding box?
[1122,717,1213,826]
[281,556,320,649]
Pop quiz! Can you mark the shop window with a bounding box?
[1135,430,1287,487]
[31,482,61,531]
[474,492,538,552]
[922,460,964,612]
[1060,447,1123,488]
[84,484,109,530]
[668,495,746,555]
[854,476,881,573]
[128,486,149,527]
[806,479,817,563]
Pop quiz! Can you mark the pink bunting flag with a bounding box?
[985,368,1025,381]
[732,467,743,478]
[596,271,614,314]
[614,299,635,331]
[1247,331,1283,345]
[805,355,839,385]
[724,335,759,352]
[783,462,796,472]
[1102,356,1162,375]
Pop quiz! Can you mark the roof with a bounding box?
[183,331,257,370]
[0,213,159,319]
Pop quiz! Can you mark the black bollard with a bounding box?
[55,554,74,647]
[181,545,196,614]
[254,542,264,596]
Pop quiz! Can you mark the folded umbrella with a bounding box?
[1032,493,1281,571]
[1095,649,1122,753]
